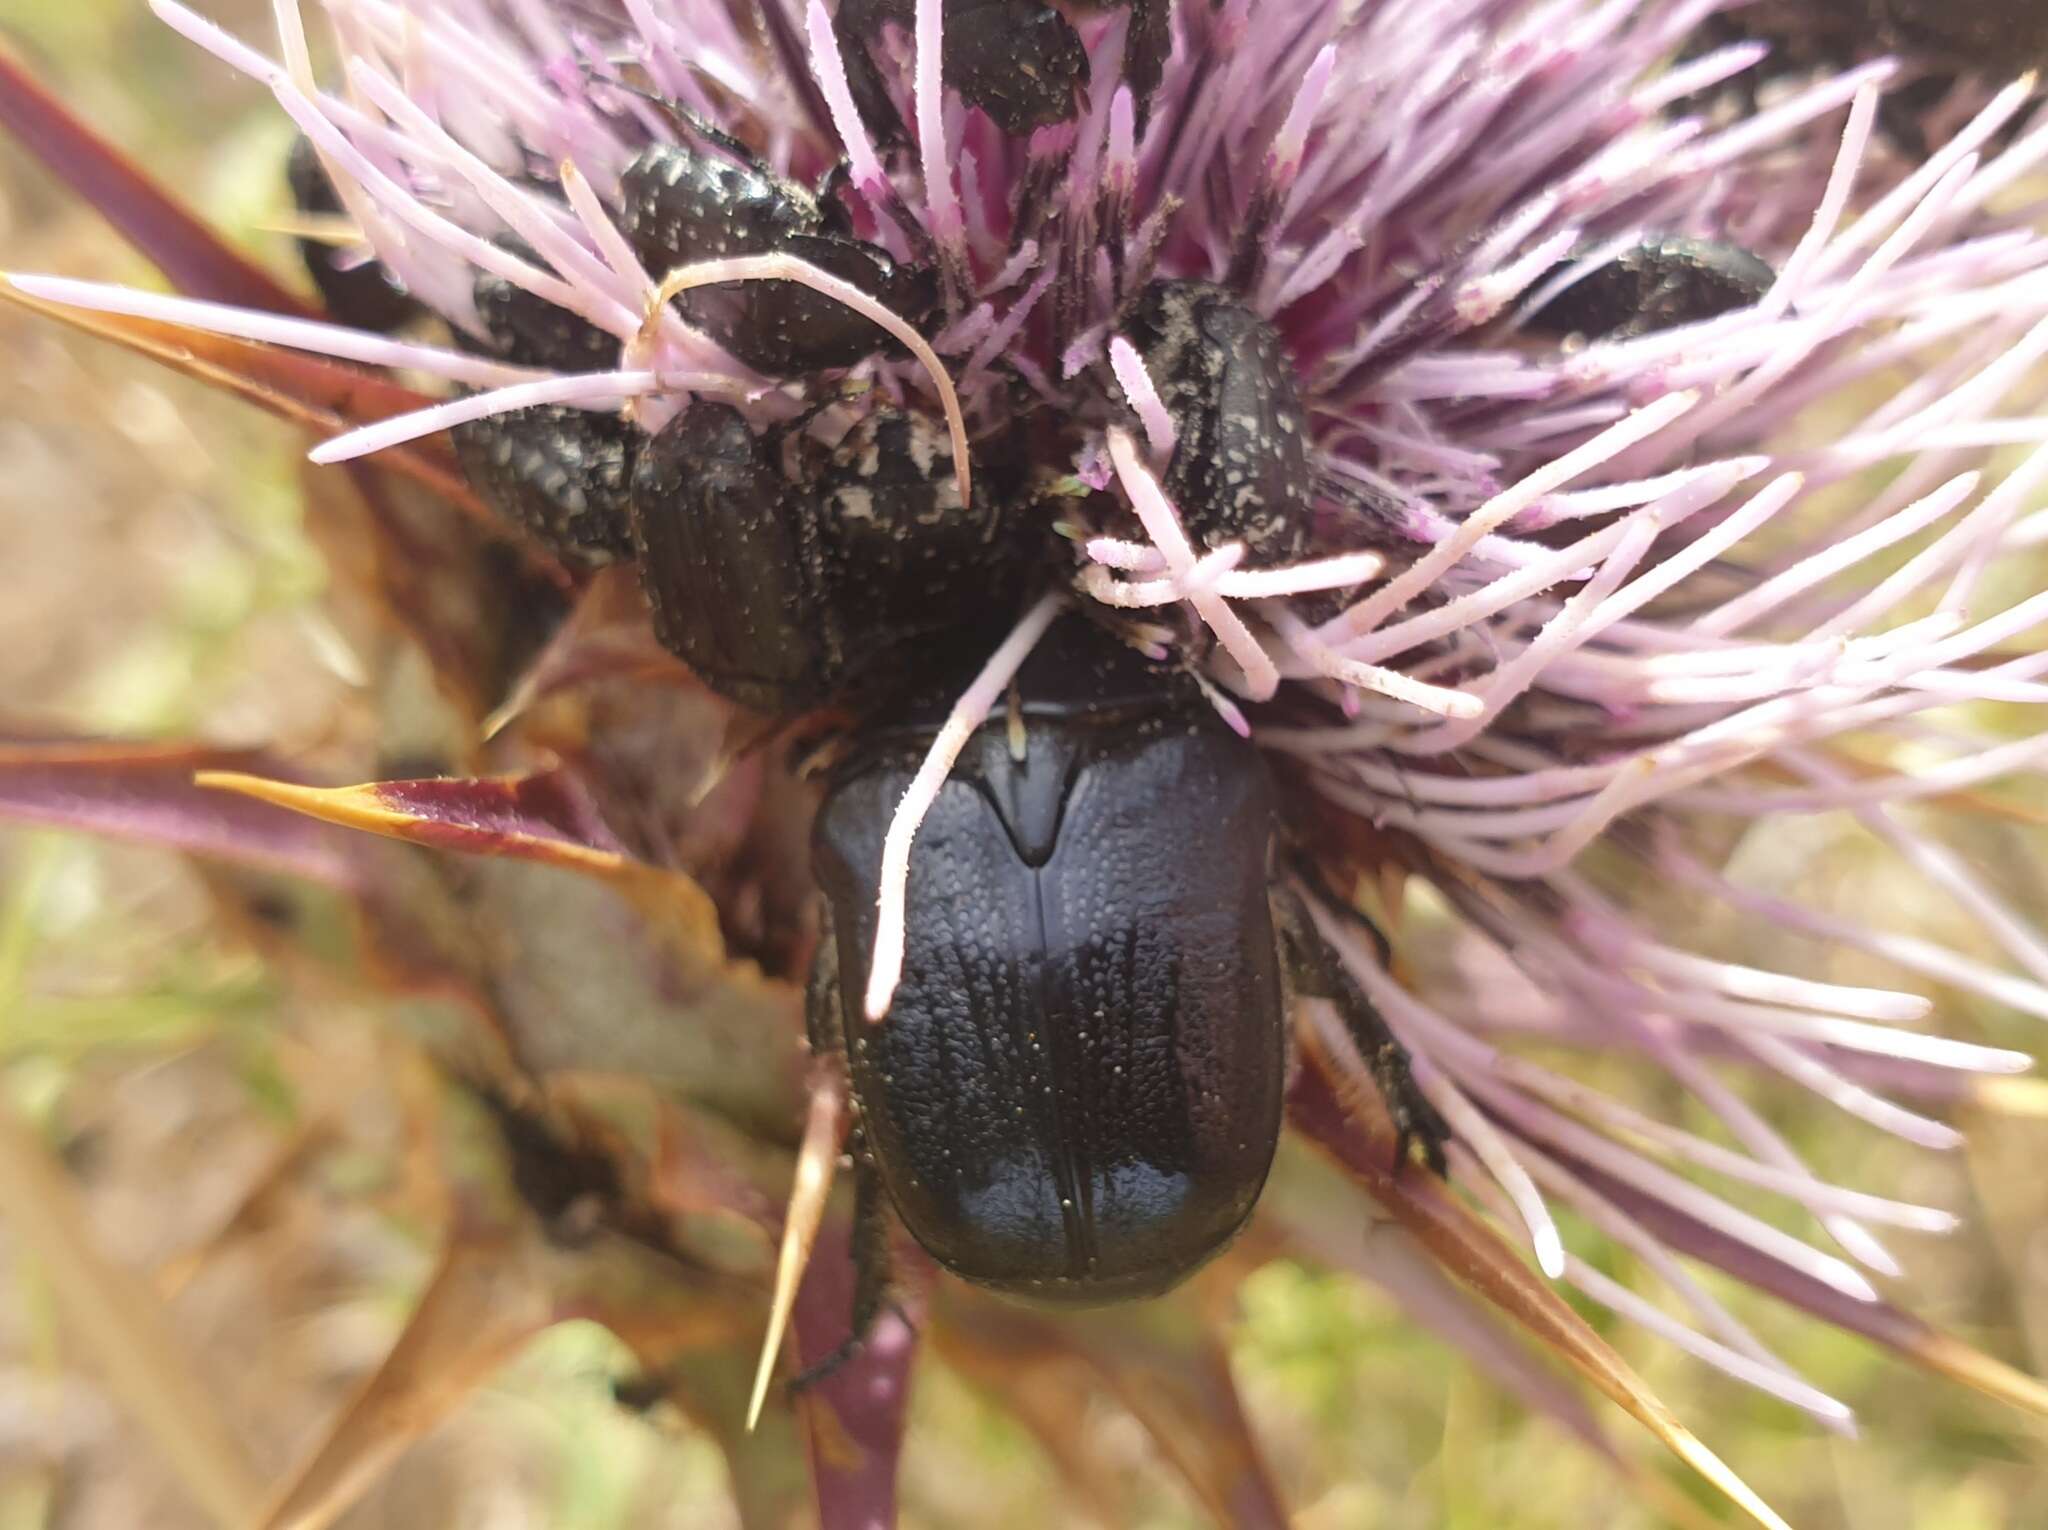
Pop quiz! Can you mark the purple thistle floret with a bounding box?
[24,0,2048,1430]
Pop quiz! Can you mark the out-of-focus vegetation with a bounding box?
[1,4,2046,1527]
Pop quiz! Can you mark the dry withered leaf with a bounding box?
[0,1094,267,1529]
[257,1230,556,1530]
[194,765,805,1121]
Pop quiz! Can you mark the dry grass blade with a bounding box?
[257,1231,554,1530]
[1291,1037,1795,1530]
[749,1068,847,1432]
[156,1121,336,1300]
[0,1096,267,1528]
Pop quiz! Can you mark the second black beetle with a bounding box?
[1525,236,1776,342]
[285,135,421,334]
[1674,1,2044,156]
[617,131,932,376]
[449,256,639,565]
[629,400,1024,712]
[831,0,1176,139]
[801,614,1447,1367]
[833,0,1092,138]
[1126,279,1318,566]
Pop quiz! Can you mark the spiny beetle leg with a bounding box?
[790,910,893,1396]
[787,1150,894,1396]
[585,69,768,169]
[1275,885,1451,1177]
[1284,850,1393,965]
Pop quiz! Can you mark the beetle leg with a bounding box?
[790,909,898,1394]
[1273,887,1451,1177]
[830,0,914,146]
[804,902,846,1057]
[787,1149,896,1394]
[812,157,854,210]
[587,73,773,172]
[1283,851,1392,966]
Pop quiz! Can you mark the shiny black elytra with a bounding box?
[1526,236,1775,342]
[616,136,931,376]
[628,401,1023,713]
[1125,279,1318,566]
[800,617,1446,1372]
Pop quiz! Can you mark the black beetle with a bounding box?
[1073,0,1174,112]
[1124,279,1317,566]
[1870,0,2048,73]
[799,613,1447,1371]
[833,0,1092,137]
[448,258,638,565]
[1525,236,1776,342]
[629,400,1025,711]
[1675,2,2043,156]
[617,133,932,376]
[451,404,638,567]
[470,262,621,374]
[285,135,420,333]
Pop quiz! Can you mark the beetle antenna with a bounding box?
[812,157,854,210]
[747,1066,848,1432]
[576,65,775,174]
[864,592,1068,1020]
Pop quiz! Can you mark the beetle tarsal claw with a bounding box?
[1378,1041,1452,1178]
[746,1071,848,1432]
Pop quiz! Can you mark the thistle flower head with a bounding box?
[20,0,2048,1468]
